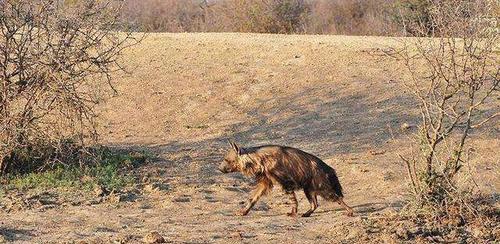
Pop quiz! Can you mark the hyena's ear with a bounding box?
[227,140,241,155]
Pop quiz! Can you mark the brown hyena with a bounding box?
[219,141,354,217]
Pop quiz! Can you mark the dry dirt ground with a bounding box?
[1,33,499,243]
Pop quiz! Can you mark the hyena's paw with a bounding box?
[301,212,312,217]
[236,209,249,216]
[345,211,354,217]
[286,212,297,217]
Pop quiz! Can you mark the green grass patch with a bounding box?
[2,148,149,193]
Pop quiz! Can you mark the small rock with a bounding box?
[70,200,82,206]
[427,235,445,242]
[471,227,483,238]
[94,185,108,197]
[85,197,103,205]
[114,234,137,244]
[172,197,190,203]
[346,228,364,239]
[143,231,165,243]
[239,232,257,239]
[448,216,465,227]
[395,227,409,240]
[38,204,57,212]
[382,172,394,181]
[113,239,126,244]
[448,229,458,238]
[229,232,243,239]
[212,235,223,239]
[139,203,152,209]
[108,194,123,204]
[401,123,412,130]
[409,227,422,236]
[144,184,162,195]
[369,150,386,156]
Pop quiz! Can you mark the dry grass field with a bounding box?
[1,33,498,243]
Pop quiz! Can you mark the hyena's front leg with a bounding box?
[286,191,298,217]
[238,179,272,216]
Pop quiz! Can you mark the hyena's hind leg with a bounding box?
[238,178,272,216]
[301,189,318,217]
[337,198,354,216]
[286,191,298,217]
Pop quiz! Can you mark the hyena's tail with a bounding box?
[328,170,344,198]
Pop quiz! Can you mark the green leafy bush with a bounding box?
[3,149,149,193]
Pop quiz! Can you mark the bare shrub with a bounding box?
[390,0,498,220]
[306,0,398,35]
[270,0,310,33]
[122,0,208,32]
[0,0,140,174]
[120,0,400,35]
[393,0,434,36]
[213,0,275,33]
[212,0,310,34]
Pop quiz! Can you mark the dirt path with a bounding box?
[1,33,498,243]
[0,147,406,243]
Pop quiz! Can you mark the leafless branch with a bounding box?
[0,0,141,174]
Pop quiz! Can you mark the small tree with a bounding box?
[220,0,310,34]
[393,0,498,217]
[393,0,434,36]
[0,0,140,174]
[270,0,310,33]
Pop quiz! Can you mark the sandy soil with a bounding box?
[1,33,498,243]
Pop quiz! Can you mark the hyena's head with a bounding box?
[219,141,242,173]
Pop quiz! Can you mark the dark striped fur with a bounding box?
[219,142,354,217]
